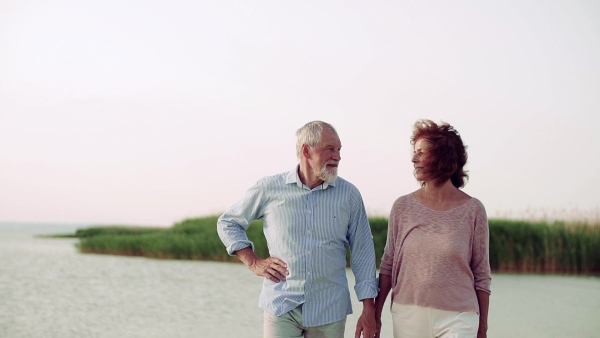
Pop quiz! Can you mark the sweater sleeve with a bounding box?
[471,200,492,294]
[379,199,400,276]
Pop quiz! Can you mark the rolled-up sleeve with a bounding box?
[347,193,378,300]
[217,179,265,256]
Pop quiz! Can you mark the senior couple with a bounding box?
[217,120,491,338]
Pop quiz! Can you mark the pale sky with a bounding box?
[1,0,599,226]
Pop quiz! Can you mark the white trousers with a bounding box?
[391,303,479,338]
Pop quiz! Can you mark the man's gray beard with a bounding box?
[318,165,338,183]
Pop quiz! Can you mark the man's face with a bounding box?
[309,128,342,182]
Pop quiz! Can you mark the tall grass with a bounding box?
[74,216,600,275]
[489,219,600,274]
[77,217,268,262]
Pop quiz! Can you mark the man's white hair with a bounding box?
[295,121,338,160]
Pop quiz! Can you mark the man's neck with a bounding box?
[298,164,324,189]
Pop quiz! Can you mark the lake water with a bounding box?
[1,223,599,338]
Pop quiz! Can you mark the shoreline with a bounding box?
[44,215,600,276]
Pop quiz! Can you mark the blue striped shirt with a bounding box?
[217,167,378,327]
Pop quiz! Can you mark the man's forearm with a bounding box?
[234,246,259,268]
[361,298,375,311]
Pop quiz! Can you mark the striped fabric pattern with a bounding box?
[217,167,378,327]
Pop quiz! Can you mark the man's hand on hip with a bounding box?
[250,256,289,282]
[235,247,288,282]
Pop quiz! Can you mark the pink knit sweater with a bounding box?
[379,194,492,314]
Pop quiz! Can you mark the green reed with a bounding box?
[77,216,268,262]
[75,226,165,238]
[489,219,600,274]
[74,216,600,274]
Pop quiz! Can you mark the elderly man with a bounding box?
[217,121,378,338]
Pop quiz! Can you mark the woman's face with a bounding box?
[412,138,433,182]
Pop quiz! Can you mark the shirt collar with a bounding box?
[286,165,336,190]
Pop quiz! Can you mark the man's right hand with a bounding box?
[249,257,289,282]
[235,247,288,282]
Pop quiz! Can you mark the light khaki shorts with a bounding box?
[263,304,346,338]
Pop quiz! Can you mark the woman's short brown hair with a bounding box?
[411,119,469,188]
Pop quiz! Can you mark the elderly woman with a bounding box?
[374,120,491,338]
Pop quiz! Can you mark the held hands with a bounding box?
[374,317,382,338]
[355,313,377,338]
[249,256,289,283]
[355,299,377,338]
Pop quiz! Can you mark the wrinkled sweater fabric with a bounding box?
[379,194,492,314]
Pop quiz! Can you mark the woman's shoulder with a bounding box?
[393,193,415,204]
[467,196,485,208]
[465,196,488,217]
[391,193,417,211]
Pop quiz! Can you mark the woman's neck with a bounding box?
[414,180,469,210]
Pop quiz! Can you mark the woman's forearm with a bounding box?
[476,290,490,335]
[375,274,392,317]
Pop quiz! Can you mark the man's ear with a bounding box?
[302,144,311,159]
